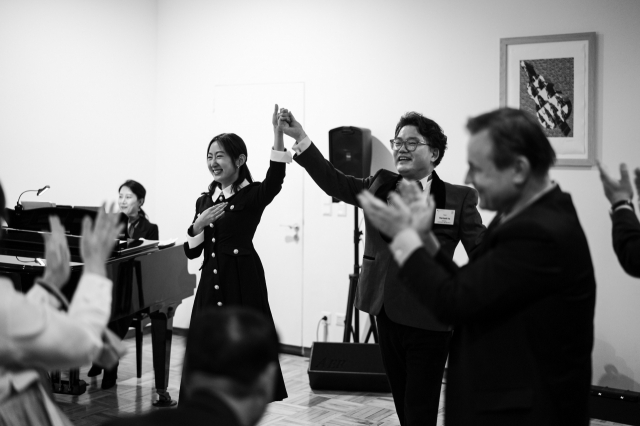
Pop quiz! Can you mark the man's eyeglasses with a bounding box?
[389,138,430,152]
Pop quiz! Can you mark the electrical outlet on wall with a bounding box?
[321,311,332,325]
[335,313,346,327]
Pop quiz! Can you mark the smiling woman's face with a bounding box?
[208,142,239,189]
[118,186,142,218]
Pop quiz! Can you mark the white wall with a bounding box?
[2,0,640,391]
[0,0,158,212]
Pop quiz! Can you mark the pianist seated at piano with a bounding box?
[118,180,158,241]
[87,179,159,389]
[0,181,124,426]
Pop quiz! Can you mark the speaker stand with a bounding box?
[343,206,378,343]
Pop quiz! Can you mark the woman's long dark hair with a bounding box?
[119,179,148,219]
[207,133,254,195]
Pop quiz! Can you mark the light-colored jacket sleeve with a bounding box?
[0,272,112,371]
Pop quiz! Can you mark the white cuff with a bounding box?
[390,228,423,267]
[187,229,204,248]
[612,204,634,214]
[292,136,311,155]
[271,148,293,164]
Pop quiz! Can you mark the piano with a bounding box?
[0,206,195,407]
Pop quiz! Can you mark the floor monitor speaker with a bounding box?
[307,342,390,392]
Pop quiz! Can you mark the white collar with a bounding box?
[401,173,432,191]
[212,180,250,201]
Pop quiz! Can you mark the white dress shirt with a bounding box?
[0,273,112,403]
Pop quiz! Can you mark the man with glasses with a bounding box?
[278,110,485,426]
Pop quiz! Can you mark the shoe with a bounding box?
[101,364,118,390]
[87,365,102,377]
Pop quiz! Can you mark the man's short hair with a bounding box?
[466,108,556,176]
[395,112,448,166]
[185,307,279,386]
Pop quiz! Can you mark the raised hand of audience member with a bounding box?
[41,215,71,289]
[81,203,124,278]
[397,179,436,237]
[357,190,412,239]
[597,162,634,205]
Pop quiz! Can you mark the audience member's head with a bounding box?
[464,108,556,212]
[466,108,556,177]
[183,307,280,426]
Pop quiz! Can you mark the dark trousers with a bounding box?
[377,308,451,426]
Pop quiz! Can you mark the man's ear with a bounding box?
[236,154,246,168]
[512,155,531,185]
[430,148,440,164]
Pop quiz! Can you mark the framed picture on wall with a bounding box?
[500,32,597,167]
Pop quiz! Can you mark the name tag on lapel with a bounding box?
[434,209,455,225]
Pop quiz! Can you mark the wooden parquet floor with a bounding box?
[52,335,629,426]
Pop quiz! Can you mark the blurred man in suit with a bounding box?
[104,307,279,426]
[278,109,485,426]
[598,162,640,277]
[359,108,596,425]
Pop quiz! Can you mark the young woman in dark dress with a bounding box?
[88,179,159,388]
[181,106,291,403]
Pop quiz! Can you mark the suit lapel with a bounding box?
[430,170,446,211]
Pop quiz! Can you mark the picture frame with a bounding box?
[500,32,597,167]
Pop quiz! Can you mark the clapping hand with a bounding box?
[357,180,436,239]
[42,216,71,289]
[80,203,125,278]
[193,203,228,235]
[597,162,634,205]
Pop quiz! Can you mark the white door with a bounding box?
[212,83,304,347]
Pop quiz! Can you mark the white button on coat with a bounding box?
[213,269,217,274]
[214,285,219,290]
[217,302,222,306]
[211,253,215,258]
[233,249,238,254]
[230,205,234,210]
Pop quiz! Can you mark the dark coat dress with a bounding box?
[612,207,640,277]
[182,160,288,402]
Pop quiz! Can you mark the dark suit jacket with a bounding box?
[399,186,596,425]
[125,215,159,240]
[102,391,241,426]
[612,208,640,277]
[295,142,485,331]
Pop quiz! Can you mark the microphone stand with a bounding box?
[342,205,378,343]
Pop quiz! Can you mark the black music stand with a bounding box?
[343,206,378,343]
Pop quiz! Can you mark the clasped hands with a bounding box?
[357,180,436,240]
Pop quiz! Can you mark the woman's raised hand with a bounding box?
[193,203,228,234]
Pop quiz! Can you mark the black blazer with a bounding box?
[125,215,159,240]
[612,208,640,277]
[399,186,596,425]
[295,141,485,331]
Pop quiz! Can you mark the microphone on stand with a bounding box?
[15,185,51,215]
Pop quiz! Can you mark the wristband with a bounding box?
[35,278,70,311]
[611,199,634,214]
